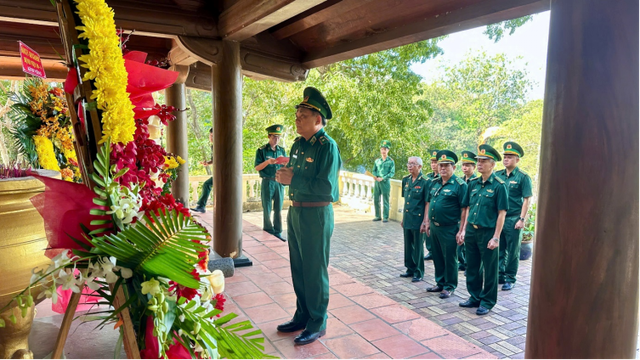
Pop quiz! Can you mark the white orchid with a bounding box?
[140,278,161,296]
[107,185,144,228]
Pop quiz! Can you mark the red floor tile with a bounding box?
[421,334,486,359]
[258,319,300,342]
[408,352,440,359]
[311,353,338,359]
[349,318,401,342]
[225,274,250,284]
[232,291,274,309]
[261,258,292,269]
[258,281,295,296]
[272,338,331,359]
[271,292,298,309]
[370,304,421,324]
[251,251,287,262]
[362,353,391,359]
[329,271,357,285]
[244,245,273,254]
[394,318,449,341]
[327,293,355,310]
[323,317,354,339]
[243,302,290,324]
[372,334,430,359]
[225,281,261,297]
[329,305,376,325]
[323,333,380,358]
[350,293,397,309]
[244,271,283,285]
[332,282,374,297]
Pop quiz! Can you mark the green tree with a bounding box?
[484,15,534,42]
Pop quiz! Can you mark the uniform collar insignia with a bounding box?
[310,136,316,145]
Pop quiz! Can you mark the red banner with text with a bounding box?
[19,41,46,79]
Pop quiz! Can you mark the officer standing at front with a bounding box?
[423,150,468,298]
[254,125,287,241]
[458,150,479,272]
[400,156,429,282]
[459,144,508,316]
[495,142,533,291]
[275,87,342,345]
[423,149,440,260]
[372,140,395,222]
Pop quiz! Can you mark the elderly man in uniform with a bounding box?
[400,156,430,282]
[254,125,287,241]
[495,142,533,291]
[459,144,508,315]
[423,149,439,260]
[275,87,342,345]
[372,140,395,223]
[458,150,479,272]
[422,150,468,299]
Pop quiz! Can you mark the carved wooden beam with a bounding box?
[302,0,549,68]
[240,48,308,82]
[0,56,68,80]
[218,0,326,41]
[172,36,222,66]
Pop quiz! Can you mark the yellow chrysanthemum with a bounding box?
[176,156,185,165]
[74,0,135,145]
[33,135,61,172]
[163,156,180,170]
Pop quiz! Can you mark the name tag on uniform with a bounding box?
[444,189,451,192]
[510,181,517,184]
[414,186,421,189]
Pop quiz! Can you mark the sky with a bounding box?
[411,11,551,101]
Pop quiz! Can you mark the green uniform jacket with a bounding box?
[372,157,395,180]
[465,173,509,228]
[427,175,469,226]
[401,172,430,230]
[287,128,342,202]
[255,143,287,178]
[494,167,533,217]
[464,173,479,183]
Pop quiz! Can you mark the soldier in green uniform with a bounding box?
[423,150,468,298]
[191,128,213,214]
[372,140,395,222]
[400,156,430,282]
[459,144,508,316]
[423,149,439,260]
[254,125,287,241]
[275,87,342,345]
[458,150,479,271]
[495,142,533,291]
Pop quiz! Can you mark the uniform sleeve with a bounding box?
[459,182,469,208]
[254,148,264,168]
[401,178,406,198]
[382,160,395,180]
[423,181,429,203]
[372,159,380,177]
[496,183,509,211]
[522,174,533,198]
[289,142,341,202]
[462,182,472,208]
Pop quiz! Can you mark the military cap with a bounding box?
[429,149,439,161]
[461,151,477,164]
[296,87,332,120]
[436,150,458,164]
[266,124,284,135]
[477,144,502,161]
[380,140,391,149]
[503,141,524,157]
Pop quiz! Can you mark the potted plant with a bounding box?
[520,203,536,261]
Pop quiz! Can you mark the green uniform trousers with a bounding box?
[403,228,424,278]
[287,204,333,333]
[373,180,391,220]
[465,226,499,309]
[498,216,522,284]
[423,232,433,254]
[457,244,466,269]
[261,178,284,236]
[196,177,213,208]
[431,224,459,291]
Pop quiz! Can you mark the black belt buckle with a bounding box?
[472,224,479,229]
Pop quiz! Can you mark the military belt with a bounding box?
[432,221,457,227]
[472,224,484,229]
[291,201,330,208]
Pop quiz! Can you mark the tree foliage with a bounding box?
[484,15,534,43]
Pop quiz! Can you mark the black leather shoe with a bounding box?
[502,282,515,291]
[277,320,306,333]
[274,234,286,242]
[459,300,480,308]
[372,218,382,222]
[399,272,412,278]
[498,278,505,284]
[476,306,490,315]
[382,219,389,223]
[426,285,443,292]
[190,206,206,214]
[439,290,454,299]
[424,253,433,261]
[411,277,422,283]
[294,329,326,345]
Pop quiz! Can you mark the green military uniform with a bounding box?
[286,87,342,334]
[372,140,395,221]
[427,150,468,292]
[464,144,509,310]
[423,150,439,258]
[459,151,479,270]
[254,125,287,237]
[401,171,430,279]
[495,142,533,285]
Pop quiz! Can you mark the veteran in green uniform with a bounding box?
[459,144,508,316]
[458,150,479,271]
[372,140,395,222]
[254,125,287,240]
[275,87,342,345]
[423,149,440,260]
[495,142,533,291]
[423,150,468,298]
[400,156,430,282]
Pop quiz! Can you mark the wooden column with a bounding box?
[526,0,638,358]
[166,75,190,205]
[211,40,251,266]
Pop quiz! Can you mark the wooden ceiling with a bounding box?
[0,0,549,85]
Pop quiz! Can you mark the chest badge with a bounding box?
[510,181,517,184]
[306,157,314,163]
[487,189,494,193]
[414,186,421,189]
[444,189,451,192]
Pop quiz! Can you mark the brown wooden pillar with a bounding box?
[166,66,190,204]
[211,41,251,266]
[526,0,638,358]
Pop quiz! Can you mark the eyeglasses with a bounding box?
[407,162,419,167]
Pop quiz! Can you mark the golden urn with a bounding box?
[0,170,58,359]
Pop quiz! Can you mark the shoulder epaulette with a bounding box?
[403,174,411,179]
[294,136,301,142]
[319,136,328,145]
[470,177,481,182]
[455,177,465,185]
[520,169,530,176]
[388,157,394,161]
[495,176,505,184]
[260,144,267,150]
